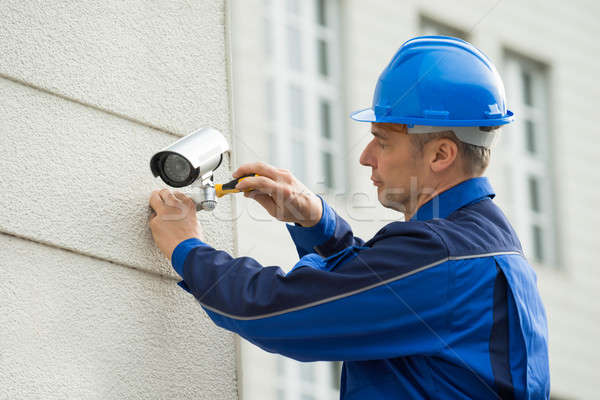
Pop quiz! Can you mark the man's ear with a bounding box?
[429,138,458,173]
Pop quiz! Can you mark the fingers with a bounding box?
[150,189,193,214]
[148,208,157,224]
[245,191,277,214]
[235,175,282,196]
[172,191,187,201]
[149,190,165,213]
[173,191,194,206]
[233,162,280,180]
[158,188,177,205]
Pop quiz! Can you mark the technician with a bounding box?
[149,36,550,399]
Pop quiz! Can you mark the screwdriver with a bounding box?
[215,174,258,198]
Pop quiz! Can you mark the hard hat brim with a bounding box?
[350,108,377,122]
[350,108,514,127]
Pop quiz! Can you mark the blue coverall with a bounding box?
[171,177,550,399]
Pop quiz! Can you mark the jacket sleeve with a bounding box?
[172,222,452,362]
[285,196,365,258]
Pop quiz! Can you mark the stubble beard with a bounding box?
[378,176,421,216]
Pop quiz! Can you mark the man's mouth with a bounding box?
[371,178,383,187]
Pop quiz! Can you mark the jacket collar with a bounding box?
[410,177,495,221]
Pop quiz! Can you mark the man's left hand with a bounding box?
[149,189,204,260]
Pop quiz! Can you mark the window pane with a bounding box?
[292,138,306,182]
[320,99,331,138]
[317,39,329,77]
[265,79,275,119]
[528,176,540,213]
[522,70,533,106]
[525,120,536,154]
[322,151,334,188]
[300,363,314,382]
[268,131,278,165]
[263,18,273,59]
[275,356,285,376]
[316,0,327,26]
[420,16,467,40]
[287,26,303,71]
[276,388,286,400]
[286,0,300,15]
[504,54,556,266]
[288,85,304,129]
[330,361,342,389]
[532,224,544,262]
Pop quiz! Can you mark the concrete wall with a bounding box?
[0,1,237,398]
[232,0,600,398]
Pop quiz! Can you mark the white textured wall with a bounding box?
[232,0,600,399]
[0,235,235,399]
[0,1,237,398]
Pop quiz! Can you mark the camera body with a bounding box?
[150,127,230,211]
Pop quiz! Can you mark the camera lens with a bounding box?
[163,154,192,184]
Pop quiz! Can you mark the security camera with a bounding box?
[150,127,230,211]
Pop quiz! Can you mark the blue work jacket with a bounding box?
[171,177,550,399]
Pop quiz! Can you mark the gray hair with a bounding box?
[409,126,500,176]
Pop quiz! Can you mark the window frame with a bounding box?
[502,51,558,267]
[263,0,345,193]
[273,355,341,400]
[419,15,468,39]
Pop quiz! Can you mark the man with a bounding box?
[149,36,550,399]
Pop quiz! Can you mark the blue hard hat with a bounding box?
[351,36,513,127]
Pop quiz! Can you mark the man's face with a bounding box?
[359,123,427,213]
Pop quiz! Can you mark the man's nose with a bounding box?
[360,140,376,168]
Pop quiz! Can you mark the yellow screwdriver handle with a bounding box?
[215,174,258,198]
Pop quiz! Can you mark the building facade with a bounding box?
[231,0,600,399]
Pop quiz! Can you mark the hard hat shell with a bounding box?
[351,36,513,127]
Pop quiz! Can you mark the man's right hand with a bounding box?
[233,162,323,227]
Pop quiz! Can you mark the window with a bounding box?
[288,85,305,129]
[257,2,344,398]
[263,0,344,192]
[502,52,557,266]
[316,0,327,26]
[330,361,342,389]
[271,356,340,400]
[286,26,303,71]
[317,39,329,77]
[419,15,468,39]
[300,363,315,382]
